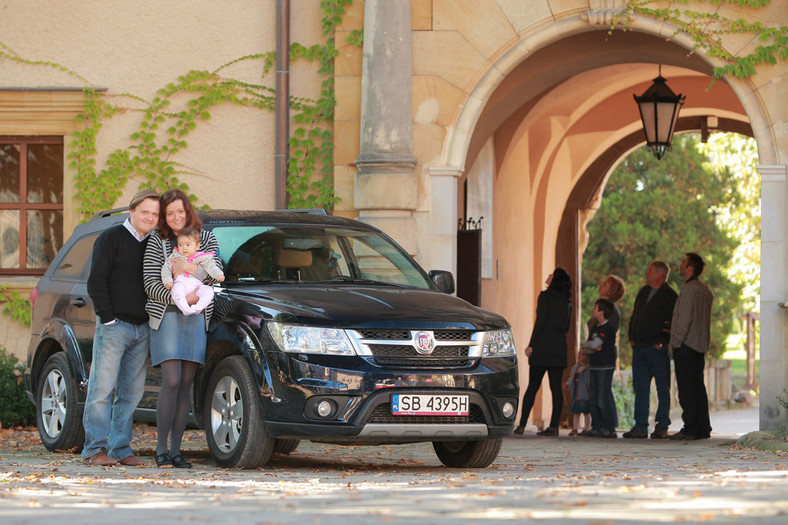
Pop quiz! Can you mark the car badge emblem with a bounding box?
[414,331,435,354]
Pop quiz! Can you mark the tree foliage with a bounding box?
[581,133,759,364]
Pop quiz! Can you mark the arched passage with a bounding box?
[435,20,776,429]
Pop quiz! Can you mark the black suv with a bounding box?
[25,209,519,468]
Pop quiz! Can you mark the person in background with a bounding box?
[669,252,714,441]
[82,189,159,466]
[585,274,625,431]
[587,274,626,336]
[583,298,618,438]
[513,268,572,437]
[623,261,677,439]
[143,189,223,468]
[564,349,591,436]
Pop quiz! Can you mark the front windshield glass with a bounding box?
[210,224,433,289]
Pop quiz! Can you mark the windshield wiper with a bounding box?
[314,276,405,287]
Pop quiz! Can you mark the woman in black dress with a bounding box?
[513,268,572,436]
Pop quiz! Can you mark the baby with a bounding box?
[162,227,224,315]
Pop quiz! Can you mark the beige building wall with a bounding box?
[0,1,328,216]
[0,1,326,360]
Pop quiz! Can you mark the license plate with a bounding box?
[391,394,469,416]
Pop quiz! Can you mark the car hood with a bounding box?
[215,285,508,330]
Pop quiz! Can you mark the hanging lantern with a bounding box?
[634,68,685,160]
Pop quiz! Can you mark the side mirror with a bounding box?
[429,270,455,294]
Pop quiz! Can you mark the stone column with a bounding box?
[354,0,418,254]
[427,166,462,273]
[758,163,788,431]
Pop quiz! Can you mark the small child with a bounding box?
[162,227,225,315]
[582,298,618,438]
[564,349,591,436]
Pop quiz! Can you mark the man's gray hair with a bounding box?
[651,260,669,277]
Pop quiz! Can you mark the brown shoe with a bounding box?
[84,449,119,466]
[650,426,669,439]
[536,427,559,436]
[119,454,144,466]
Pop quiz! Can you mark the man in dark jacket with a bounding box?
[81,189,159,466]
[623,261,677,439]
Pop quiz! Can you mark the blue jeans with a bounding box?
[589,368,617,433]
[632,345,671,431]
[81,320,149,460]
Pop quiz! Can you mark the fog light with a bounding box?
[316,399,335,418]
[502,401,515,419]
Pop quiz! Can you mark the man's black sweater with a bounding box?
[627,282,678,349]
[87,223,150,325]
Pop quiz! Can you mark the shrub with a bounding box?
[0,346,36,428]
[613,374,635,430]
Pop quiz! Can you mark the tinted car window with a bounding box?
[51,234,98,281]
[214,225,432,288]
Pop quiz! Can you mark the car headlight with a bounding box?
[482,329,516,357]
[267,323,356,356]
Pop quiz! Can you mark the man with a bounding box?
[669,252,714,441]
[623,261,677,439]
[81,189,159,465]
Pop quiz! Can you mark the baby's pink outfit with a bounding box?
[161,250,223,315]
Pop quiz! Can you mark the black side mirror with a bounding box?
[429,270,455,294]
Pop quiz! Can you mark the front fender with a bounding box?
[199,318,276,415]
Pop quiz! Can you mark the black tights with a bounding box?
[518,366,564,429]
[157,359,198,457]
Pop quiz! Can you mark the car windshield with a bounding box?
[210,224,433,289]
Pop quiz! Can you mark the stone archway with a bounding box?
[432,15,782,430]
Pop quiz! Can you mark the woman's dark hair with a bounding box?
[548,267,572,297]
[158,189,202,240]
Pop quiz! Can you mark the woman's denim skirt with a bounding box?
[150,308,207,366]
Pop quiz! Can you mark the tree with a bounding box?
[581,133,756,364]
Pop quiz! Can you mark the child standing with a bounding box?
[161,227,225,315]
[564,349,591,436]
[583,298,618,438]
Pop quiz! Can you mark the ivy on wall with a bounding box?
[614,0,788,80]
[69,0,357,218]
[0,287,31,326]
[0,0,358,325]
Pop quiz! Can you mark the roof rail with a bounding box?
[274,208,329,215]
[90,206,130,220]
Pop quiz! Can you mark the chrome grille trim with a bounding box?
[347,329,484,362]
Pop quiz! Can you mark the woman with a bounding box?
[587,274,625,336]
[513,268,572,436]
[143,189,222,468]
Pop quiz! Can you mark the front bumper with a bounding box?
[260,354,519,444]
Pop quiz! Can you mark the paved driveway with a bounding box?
[1,423,786,524]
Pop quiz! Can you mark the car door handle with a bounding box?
[71,297,87,307]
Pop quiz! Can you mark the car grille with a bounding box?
[354,329,478,368]
[367,403,485,424]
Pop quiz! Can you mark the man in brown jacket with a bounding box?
[669,252,714,440]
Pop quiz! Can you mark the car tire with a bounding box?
[203,355,274,469]
[432,438,502,468]
[36,352,85,452]
[272,439,300,455]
